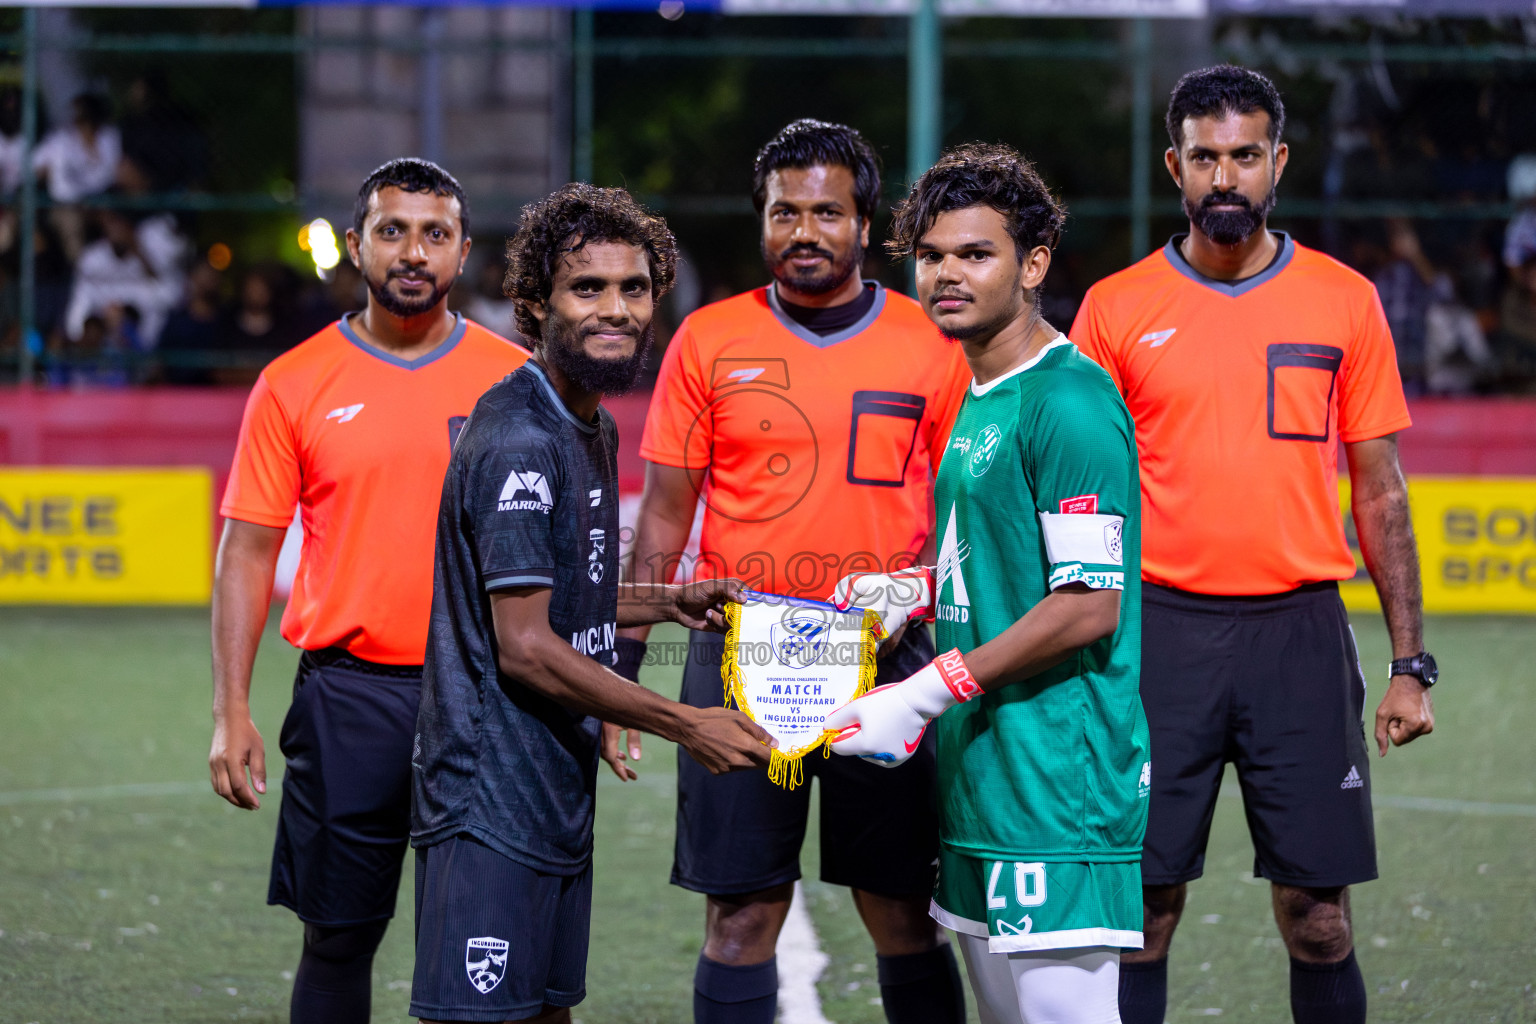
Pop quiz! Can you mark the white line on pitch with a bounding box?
[0,781,210,806]
[776,880,835,1024]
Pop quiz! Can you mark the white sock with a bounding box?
[955,931,1122,1024]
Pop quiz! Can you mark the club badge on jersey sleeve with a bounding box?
[722,592,879,789]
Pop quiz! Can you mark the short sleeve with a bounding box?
[466,433,561,592]
[1068,290,1125,394]
[925,343,973,469]
[220,373,301,528]
[1337,286,1413,443]
[639,318,711,469]
[1027,378,1135,592]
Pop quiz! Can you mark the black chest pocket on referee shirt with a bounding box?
[846,390,926,487]
[1266,344,1343,442]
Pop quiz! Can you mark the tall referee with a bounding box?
[1072,67,1435,1024]
[208,159,527,1024]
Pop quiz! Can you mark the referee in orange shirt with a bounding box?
[208,159,527,1024]
[1071,67,1435,1024]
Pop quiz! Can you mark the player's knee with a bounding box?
[302,920,389,965]
[1272,885,1353,961]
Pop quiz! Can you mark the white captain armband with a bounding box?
[1039,511,1125,592]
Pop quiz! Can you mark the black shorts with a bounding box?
[410,834,591,1022]
[268,648,421,925]
[1140,581,1378,889]
[672,624,941,898]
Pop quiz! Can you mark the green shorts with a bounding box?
[929,847,1144,953]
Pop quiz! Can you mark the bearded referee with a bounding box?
[1070,66,1435,1024]
[209,159,527,1024]
[620,119,971,1024]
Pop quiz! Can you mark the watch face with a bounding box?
[1420,653,1438,686]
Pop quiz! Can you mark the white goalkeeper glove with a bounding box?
[828,566,934,642]
[825,649,982,767]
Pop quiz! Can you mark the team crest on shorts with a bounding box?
[770,612,831,669]
[465,936,509,994]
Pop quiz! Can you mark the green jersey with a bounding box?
[932,337,1149,863]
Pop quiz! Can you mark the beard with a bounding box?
[365,265,451,318]
[542,316,655,396]
[762,238,864,297]
[1184,184,1278,246]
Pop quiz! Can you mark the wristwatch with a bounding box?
[1389,651,1438,687]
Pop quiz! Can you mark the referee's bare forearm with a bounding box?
[1346,435,1424,658]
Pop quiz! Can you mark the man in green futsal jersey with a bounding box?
[825,143,1147,1024]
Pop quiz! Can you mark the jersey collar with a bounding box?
[969,334,1072,397]
[1162,232,1294,298]
[765,280,887,348]
[338,312,466,370]
[524,359,601,436]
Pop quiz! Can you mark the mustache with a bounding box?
[1198,191,1255,210]
[386,265,434,280]
[778,244,835,261]
[929,290,974,303]
[582,323,639,339]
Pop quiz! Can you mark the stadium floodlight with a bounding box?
[306,218,342,276]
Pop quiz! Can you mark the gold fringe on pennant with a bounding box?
[720,603,882,790]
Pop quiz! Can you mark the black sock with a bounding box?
[694,954,777,1024]
[877,944,965,1024]
[1290,950,1366,1024]
[290,920,388,1024]
[1118,956,1168,1024]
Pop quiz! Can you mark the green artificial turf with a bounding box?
[0,609,1531,1022]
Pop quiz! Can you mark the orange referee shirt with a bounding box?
[1070,234,1411,596]
[641,283,970,597]
[220,314,528,664]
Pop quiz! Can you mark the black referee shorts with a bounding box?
[671,624,941,899]
[268,648,421,926]
[1140,581,1378,890]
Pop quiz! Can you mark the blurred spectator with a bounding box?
[1494,256,1536,390]
[1423,275,1494,395]
[158,259,223,384]
[118,72,208,194]
[44,309,133,389]
[1374,218,1436,395]
[220,263,302,357]
[1503,155,1536,271]
[64,206,186,347]
[33,93,120,259]
[298,258,364,337]
[462,259,516,336]
[0,87,26,197]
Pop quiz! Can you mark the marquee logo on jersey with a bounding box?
[770,612,831,669]
[935,504,971,622]
[1138,760,1151,798]
[588,529,606,584]
[465,936,509,994]
[969,424,1002,478]
[1105,520,1123,562]
[497,469,552,513]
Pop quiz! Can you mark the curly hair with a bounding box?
[1165,65,1285,151]
[887,143,1066,262]
[503,183,678,341]
[353,158,469,238]
[751,119,883,222]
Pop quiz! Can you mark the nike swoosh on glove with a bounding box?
[828,566,934,641]
[825,648,981,767]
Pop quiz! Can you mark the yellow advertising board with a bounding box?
[1340,477,1536,614]
[0,468,212,604]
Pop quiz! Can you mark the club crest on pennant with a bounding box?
[723,593,878,790]
[465,936,509,994]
